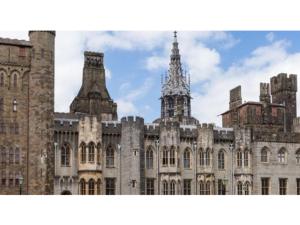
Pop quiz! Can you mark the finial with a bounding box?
[174,31,177,42]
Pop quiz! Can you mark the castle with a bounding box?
[0,31,300,195]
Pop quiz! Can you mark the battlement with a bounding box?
[102,121,121,134]
[84,51,104,67]
[121,116,144,125]
[270,73,297,94]
[160,120,180,129]
[54,118,79,132]
[213,127,234,142]
[198,123,214,129]
[260,83,270,96]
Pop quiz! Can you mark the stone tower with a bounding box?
[160,32,196,125]
[271,73,297,132]
[260,83,271,124]
[28,31,55,194]
[120,116,145,195]
[70,51,117,121]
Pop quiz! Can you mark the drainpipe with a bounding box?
[155,139,159,195]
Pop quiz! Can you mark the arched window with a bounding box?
[80,179,86,195]
[80,143,86,163]
[237,150,242,167]
[61,144,70,166]
[199,181,205,195]
[244,150,249,167]
[163,180,168,195]
[170,146,175,166]
[237,181,243,195]
[206,181,210,195]
[278,148,286,163]
[199,148,204,166]
[9,148,14,164]
[0,98,3,112]
[184,149,191,169]
[106,145,114,167]
[13,99,17,112]
[170,180,176,195]
[218,150,225,170]
[205,148,211,166]
[244,182,250,195]
[162,147,168,166]
[0,72,4,87]
[146,148,154,169]
[1,147,6,164]
[13,73,17,88]
[261,147,268,163]
[88,179,95,195]
[1,171,6,186]
[96,143,101,165]
[88,142,95,163]
[9,172,14,187]
[15,148,20,164]
[97,179,101,195]
[296,149,300,164]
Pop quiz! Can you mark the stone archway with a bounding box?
[61,190,72,195]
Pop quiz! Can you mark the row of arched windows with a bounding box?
[80,142,102,165]
[79,178,101,195]
[0,146,20,165]
[261,147,300,164]
[236,149,250,167]
[0,71,20,88]
[0,171,22,187]
[0,98,18,114]
[237,181,251,195]
[199,148,211,166]
[0,122,19,134]
[162,180,180,195]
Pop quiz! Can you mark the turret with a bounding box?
[28,31,55,194]
[271,73,297,132]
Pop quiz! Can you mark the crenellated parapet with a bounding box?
[271,73,297,94]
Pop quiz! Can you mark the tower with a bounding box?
[28,31,55,194]
[271,73,297,132]
[70,51,117,121]
[161,32,195,125]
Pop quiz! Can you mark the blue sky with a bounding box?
[1,31,300,126]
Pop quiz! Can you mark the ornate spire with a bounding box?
[162,31,190,96]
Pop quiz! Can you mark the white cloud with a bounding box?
[266,32,275,42]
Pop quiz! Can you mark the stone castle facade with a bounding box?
[1,31,300,195]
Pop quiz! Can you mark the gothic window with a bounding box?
[206,181,210,195]
[162,147,168,166]
[218,179,226,195]
[61,144,70,167]
[296,149,300,164]
[105,178,115,195]
[168,98,174,109]
[297,179,300,195]
[278,148,286,163]
[237,150,242,167]
[163,180,168,195]
[13,73,17,88]
[0,98,3,112]
[15,148,20,164]
[79,179,86,195]
[80,143,86,163]
[1,147,6,164]
[170,180,176,195]
[199,181,205,195]
[261,147,268,163]
[244,182,250,195]
[199,148,204,166]
[244,150,249,167]
[13,99,17,112]
[261,177,270,195]
[0,72,4,87]
[1,171,6,187]
[170,146,175,166]
[183,179,191,195]
[146,178,154,195]
[237,181,243,195]
[183,149,191,169]
[106,146,114,168]
[14,123,19,134]
[88,142,95,163]
[146,148,154,169]
[88,179,95,195]
[96,143,101,165]
[15,173,19,186]
[9,148,14,164]
[97,179,101,195]
[279,178,287,195]
[205,148,211,166]
[9,173,14,187]
[218,150,225,170]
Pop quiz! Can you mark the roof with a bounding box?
[0,37,32,47]
[220,101,285,115]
